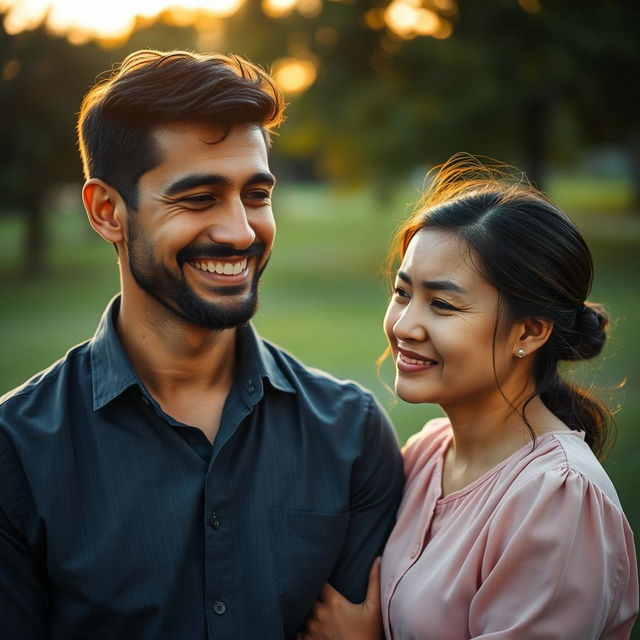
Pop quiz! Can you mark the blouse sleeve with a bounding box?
[469,467,638,639]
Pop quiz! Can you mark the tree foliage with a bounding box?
[1,1,639,274]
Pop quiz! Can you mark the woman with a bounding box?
[300,156,638,639]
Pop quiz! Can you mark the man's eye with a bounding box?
[246,190,271,201]
[181,194,215,205]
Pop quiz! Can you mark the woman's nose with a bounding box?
[393,305,428,343]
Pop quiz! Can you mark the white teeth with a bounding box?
[400,353,435,365]
[192,258,248,274]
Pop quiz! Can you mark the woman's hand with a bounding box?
[297,557,384,640]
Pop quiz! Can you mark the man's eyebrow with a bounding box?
[397,270,466,295]
[164,172,275,196]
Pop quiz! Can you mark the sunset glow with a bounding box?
[0,0,245,42]
[383,0,451,39]
[272,56,317,95]
[1,0,456,44]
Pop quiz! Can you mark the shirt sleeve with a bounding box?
[328,392,404,603]
[469,466,639,639]
[0,429,49,638]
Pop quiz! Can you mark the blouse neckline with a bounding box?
[434,428,584,505]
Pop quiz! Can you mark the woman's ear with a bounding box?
[82,179,127,244]
[514,317,554,359]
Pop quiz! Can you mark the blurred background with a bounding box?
[1,0,638,628]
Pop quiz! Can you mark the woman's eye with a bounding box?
[393,287,410,299]
[431,299,456,311]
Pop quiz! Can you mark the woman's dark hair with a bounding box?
[387,154,612,459]
[77,49,285,210]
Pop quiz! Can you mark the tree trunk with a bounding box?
[522,93,549,190]
[629,130,640,213]
[24,198,46,277]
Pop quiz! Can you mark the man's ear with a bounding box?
[82,179,128,244]
[514,317,554,359]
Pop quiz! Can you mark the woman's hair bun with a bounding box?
[560,302,608,361]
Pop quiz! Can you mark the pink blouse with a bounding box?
[381,418,638,639]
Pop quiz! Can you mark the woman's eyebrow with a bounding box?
[397,270,466,295]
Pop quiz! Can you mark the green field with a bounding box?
[1,180,639,625]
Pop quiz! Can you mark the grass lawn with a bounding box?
[1,178,639,634]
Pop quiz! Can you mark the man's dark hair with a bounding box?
[77,49,285,210]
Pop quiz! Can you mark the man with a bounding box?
[0,50,403,639]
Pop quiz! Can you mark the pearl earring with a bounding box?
[517,348,525,358]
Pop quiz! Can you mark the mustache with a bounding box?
[178,242,265,264]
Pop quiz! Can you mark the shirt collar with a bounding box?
[236,323,296,396]
[90,296,140,410]
[90,296,295,411]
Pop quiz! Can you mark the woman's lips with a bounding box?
[396,348,439,372]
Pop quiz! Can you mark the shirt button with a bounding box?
[247,381,255,394]
[213,601,226,615]
[209,512,220,530]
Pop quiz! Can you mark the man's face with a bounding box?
[124,122,276,330]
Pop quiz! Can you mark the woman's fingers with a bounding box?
[297,558,384,640]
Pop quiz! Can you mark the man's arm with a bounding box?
[0,429,48,638]
[328,392,404,603]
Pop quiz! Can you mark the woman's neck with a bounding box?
[440,394,570,496]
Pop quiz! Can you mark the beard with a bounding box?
[126,219,268,330]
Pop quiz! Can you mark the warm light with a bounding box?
[1,0,49,34]
[384,1,418,38]
[195,18,225,52]
[262,0,297,18]
[48,4,137,42]
[163,7,198,27]
[272,57,317,95]
[2,58,21,81]
[383,0,451,39]
[429,0,457,15]
[296,0,321,18]
[364,8,385,30]
[0,0,246,42]
[518,0,541,14]
[432,18,452,39]
[414,8,439,36]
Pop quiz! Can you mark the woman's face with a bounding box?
[384,228,523,411]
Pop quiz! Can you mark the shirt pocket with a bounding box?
[271,508,349,639]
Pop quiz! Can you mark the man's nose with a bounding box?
[206,198,256,250]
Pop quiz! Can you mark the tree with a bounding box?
[0,15,199,276]
[222,0,640,195]
[0,17,106,275]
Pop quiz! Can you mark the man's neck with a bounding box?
[116,293,238,441]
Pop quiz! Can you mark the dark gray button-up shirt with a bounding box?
[0,297,404,639]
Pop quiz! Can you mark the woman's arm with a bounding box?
[298,558,384,640]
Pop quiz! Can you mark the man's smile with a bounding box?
[190,257,248,275]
